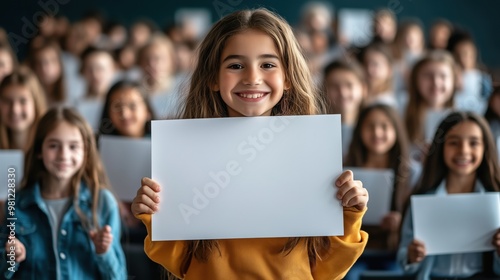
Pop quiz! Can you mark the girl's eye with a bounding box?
[447,140,458,146]
[228,64,243,69]
[262,63,275,69]
[70,144,80,150]
[469,141,480,147]
[48,144,58,149]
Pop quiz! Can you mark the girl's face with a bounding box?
[83,52,115,94]
[42,121,85,182]
[0,50,14,82]
[109,87,150,137]
[131,23,151,48]
[214,29,287,117]
[364,50,391,89]
[141,44,173,81]
[405,26,424,52]
[325,69,365,113]
[0,84,36,132]
[361,109,397,155]
[430,24,450,49]
[455,41,477,70]
[443,121,484,178]
[417,61,454,109]
[374,15,396,43]
[35,48,62,85]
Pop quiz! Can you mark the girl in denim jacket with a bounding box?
[0,107,126,279]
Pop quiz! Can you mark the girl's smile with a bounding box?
[444,121,484,177]
[214,29,288,117]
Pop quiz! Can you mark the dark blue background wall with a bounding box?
[1,0,499,72]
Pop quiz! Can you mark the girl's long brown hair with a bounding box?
[0,66,47,150]
[405,50,458,143]
[177,8,329,275]
[27,39,66,103]
[21,107,110,231]
[402,111,500,221]
[178,8,325,119]
[345,104,411,212]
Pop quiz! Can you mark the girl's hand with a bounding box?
[336,170,368,211]
[131,177,161,216]
[408,239,426,263]
[381,211,402,232]
[4,238,26,263]
[492,229,500,255]
[90,225,113,255]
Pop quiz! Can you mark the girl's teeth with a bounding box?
[239,93,264,98]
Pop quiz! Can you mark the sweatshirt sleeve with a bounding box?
[311,207,368,280]
[136,213,187,278]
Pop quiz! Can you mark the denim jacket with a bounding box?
[0,181,127,280]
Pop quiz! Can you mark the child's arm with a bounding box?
[132,177,187,278]
[311,170,369,280]
[396,206,426,275]
[93,190,128,280]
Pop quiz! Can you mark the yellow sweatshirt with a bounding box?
[137,207,368,280]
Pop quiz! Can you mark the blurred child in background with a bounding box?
[405,50,458,161]
[0,66,47,151]
[398,111,500,279]
[361,43,398,107]
[323,59,367,156]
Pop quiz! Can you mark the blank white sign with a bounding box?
[99,135,151,201]
[412,193,500,255]
[151,115,344,240]
[0,150,24,199]
[346,167,393,225]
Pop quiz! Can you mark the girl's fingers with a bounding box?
[336,170,354,187]
[131,193,158,215]
[141,177,161,193]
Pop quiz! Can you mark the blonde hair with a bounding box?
[0,66,47,150]
[22,107,110,231]
[179,8,325,119]
[176,8,328,276]
[405,50,458,143]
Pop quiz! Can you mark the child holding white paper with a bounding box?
[0,66,47,151]
[98,80,156,243]
[404,50,458,161]
[99,80,155,138]
[0,107,127,279]
[131,8,368,280]
[397,111,500,279]
[344,104,414,280]
[323,59,367,157]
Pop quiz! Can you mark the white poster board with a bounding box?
[151,115,344,240]
[99,135,151,201]
[412,193,500,255]
[0,150,24,199]
[346,167,393,225]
